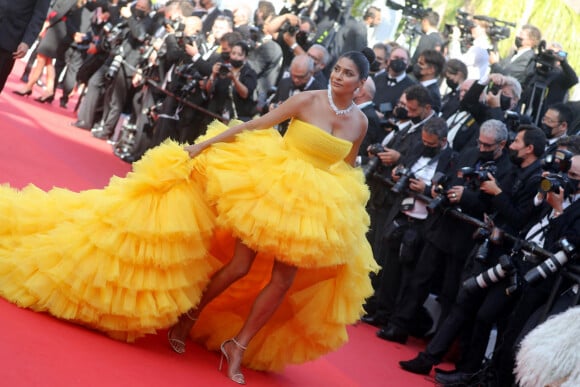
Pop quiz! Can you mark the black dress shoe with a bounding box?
[71,120,90,130]
[91,127,112,140]
[434,370,473,385]
[376,324,408,344]
[360,314,388,327]
[59,98,67,108]
[399,352,435,375]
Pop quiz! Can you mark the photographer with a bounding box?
[205,34,257,122]
[370,118,456,334]
[447,18,491,80]
[377,119,512,345]
[494,147,580,387]
[412,49,445,113]
[460,72,522,126]
[520,42,578,123]
[489,24,541,86]
[91,0,157,140]
[401,125,547,385]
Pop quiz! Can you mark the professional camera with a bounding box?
[99,21,128,53]
[525,238,577,285]
[533,41,563,78]
[173,63,204,97]
[386,0,431,19]
[427,171,451,212]
[391,165,415,194]
[459,161,497,189]
[175,31,205,52]
[105,54,124,80]
[541,149,573,173]
[219,63,232,76]
[362,143,385,179]
[473,15,515,50]
[444,10,474,53]
[539,173,570,194]
[463,254,517,293]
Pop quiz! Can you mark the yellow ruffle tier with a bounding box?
[0,119,379,370]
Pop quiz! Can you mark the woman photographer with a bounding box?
[205,34,258,122]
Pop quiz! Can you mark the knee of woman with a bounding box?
[229,261,252,280]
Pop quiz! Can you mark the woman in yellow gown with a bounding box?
[0,51,379,384]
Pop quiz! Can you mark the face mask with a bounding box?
[230,59,244,69]
[509,149,524,166]
[220,52,231,61]
[134,9,147,19]
[422,145,440,158]
[389,59,407,74]
[514,36,523,49]
[500,94,512,111]
[392,106,408,120]
[293,82,306,92]
[412,63,423,79]
[479,150,496,162]
[541,123,556,139]
[446,78,459,90]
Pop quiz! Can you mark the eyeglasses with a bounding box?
[541,116,562,125]
[477,139,499,149]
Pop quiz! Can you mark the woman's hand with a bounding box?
[184,143,205,158]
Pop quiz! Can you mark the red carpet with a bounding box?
[0,60,446,386]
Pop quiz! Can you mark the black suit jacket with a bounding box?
[372,73,416,115]
[0,0,51,52]
[359,103,383,157]
[271,76,326,105]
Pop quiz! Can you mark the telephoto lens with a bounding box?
[463,254,514,292]
[524,238,576,285]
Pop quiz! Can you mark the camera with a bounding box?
[463,254,516,293]
[459,161,497,189]
[524,238,577,285]
[488,81,501,95]
[539,173,570,194]
[541,149,574,173]
[473,15,515,47]
[105,54,124,80]
[99,21,128,53]
[534,42,561,78]
[391,166,415,194]
[362,143,385,179]
[218,63,232,76]
[427,172,451,212]
[173,63,203,96]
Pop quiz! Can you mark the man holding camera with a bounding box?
[542,103,574,154]
[376,119,513,345]
[494,146,580,386]
[400,124,547,385]
[369,117,455,335]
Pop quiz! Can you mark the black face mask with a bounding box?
[392,106,408,120]
[133,9,147,19]
[446,78,459,90]
[220,52,230,61]
[230,59,244,69]
[389,59,407,74]
[293,82,306,92]
[411,114,423,124]
[479,150,496,162]
[500,94,512,111]
[412,63,423,79]
[541,123,556,139]
[422,145,440,158]
[509,149,524,166]
[514,36,523,49]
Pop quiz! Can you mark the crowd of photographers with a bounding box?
[10,1,580,385]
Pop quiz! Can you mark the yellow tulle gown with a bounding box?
[0,119,378,371]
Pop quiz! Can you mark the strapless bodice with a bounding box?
[283,119,352,168]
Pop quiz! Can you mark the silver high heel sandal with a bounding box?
[168,309,197,354]
[219,338,247,385]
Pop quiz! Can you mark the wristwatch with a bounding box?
[290,42,299,50]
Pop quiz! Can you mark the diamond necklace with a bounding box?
[327,87,355,116]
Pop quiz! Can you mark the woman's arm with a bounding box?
[185,91,315,157]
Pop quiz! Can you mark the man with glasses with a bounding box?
[306,44,330,86]
[541,103,574,154]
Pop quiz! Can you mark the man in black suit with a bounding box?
[412,49,445,114]
[0,0,51,93]
[373,47,416,118]
[199,0,233,37]
[489,24,542,86]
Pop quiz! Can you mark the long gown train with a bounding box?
[0,119,378,371]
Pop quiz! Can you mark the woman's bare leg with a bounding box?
[18,55,47,92]
[169,239,257,341]
[222,260,298,381]
[42,61,55,97]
